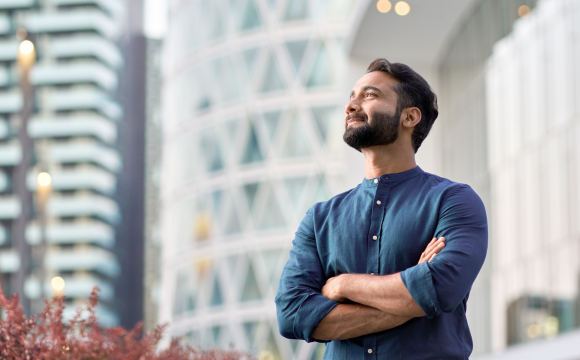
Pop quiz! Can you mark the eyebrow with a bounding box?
[350,85,384,98]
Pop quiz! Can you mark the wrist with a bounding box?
[338,274,352,299]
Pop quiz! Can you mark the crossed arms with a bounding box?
[312,238,445,341]
[275,185,488,343]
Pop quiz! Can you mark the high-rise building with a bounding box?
[0,0,145,328]
[158,0,580,359]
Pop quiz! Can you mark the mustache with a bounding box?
[346,112,368,121]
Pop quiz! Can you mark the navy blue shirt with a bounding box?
[275,166,488,359]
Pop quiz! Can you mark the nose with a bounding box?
[345,97,361,114]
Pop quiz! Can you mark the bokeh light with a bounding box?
[376,0,392,13]
[51,276,65,292]
[518,5,531,18]
[19,40,34,55]
[395,1,411,16]
[37,172,52,187]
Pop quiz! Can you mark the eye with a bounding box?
[366,92,377,98]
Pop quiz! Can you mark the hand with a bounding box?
[321,275,348,303]
[418,237,445,264]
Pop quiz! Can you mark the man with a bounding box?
[275,58,488,359]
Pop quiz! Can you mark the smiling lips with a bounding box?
[346,117,365,127]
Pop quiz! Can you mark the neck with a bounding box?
[360,142,417,179]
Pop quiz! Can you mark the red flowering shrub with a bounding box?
[0,288,253,360]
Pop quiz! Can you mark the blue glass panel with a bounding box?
[260,55,285,93]
[244,182,259,211]
[241,0,262,31]
[307,43,334,87]
[262,110,282,139]
[210,275,223,307]
[243,321,259,349]
[242,123,264,164]
[279,115,311,158]
[285,39,309,72]
[211,325,221,344]
[258,188,285,230]
[283,0,310,21]
[311,105,339,143]
[241,262,261,302]
[284,176,307,215]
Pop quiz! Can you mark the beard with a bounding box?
[343,108,401,152]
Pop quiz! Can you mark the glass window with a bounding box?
[262,110,282,140]
[241,123,264,164]
[278,113,311,158]
[260,54,285,93]
[243,182,260,211]
[285,39,309,72]
[243,321,259,349]
[260,248,283,288]
[211,325,222,344]
[241,262,262,302]
[311,105,339,143]
[307,43,334,88]
[210,274,224,307]
[284,176,307,216]
[258,186,286,230]
[241,0,262,31]
[283,0,310,21]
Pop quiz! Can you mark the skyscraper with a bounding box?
[0,0,145,328]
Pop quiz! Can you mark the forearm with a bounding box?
[341,273,425,317]
[312,303,411,341]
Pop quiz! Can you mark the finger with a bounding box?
[428,253,437,263]
[423,240,445,260]
[422,237,439,255]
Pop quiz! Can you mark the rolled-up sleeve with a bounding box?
[400,184,488,318]
[275,207,339,342]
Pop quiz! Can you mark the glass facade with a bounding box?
[160,0,355,358]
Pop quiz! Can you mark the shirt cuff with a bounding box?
[400,262,442,318]
[294,293,339,343]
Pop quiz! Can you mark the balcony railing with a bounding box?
[23,10,119,40]
[45,247,120,277]
[48,142,121,172]
[51,35,123,68]
[47,194,120,223]
[31,62,118,91]
[26,220,115,248]
[28,115,117,143]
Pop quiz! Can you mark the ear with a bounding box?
[401,107,422,129]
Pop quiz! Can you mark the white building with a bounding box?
[159,0,580,359]
[0,0,144,327]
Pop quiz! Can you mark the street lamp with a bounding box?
[50,276,65,297]
[35,171,51,305]
[13,35,37,315]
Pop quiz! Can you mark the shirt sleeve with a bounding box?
[275,207,339,343]
[400,184,488,318]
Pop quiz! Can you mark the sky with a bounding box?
[143,0,168,39]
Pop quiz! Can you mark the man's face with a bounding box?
[343,71,402,151]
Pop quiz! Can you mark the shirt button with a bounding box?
[374,179,378,184]
[376,200,381,205]
[372,235,378,241]
[368,349,373,354]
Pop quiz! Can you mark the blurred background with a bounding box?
[0,0,580,359]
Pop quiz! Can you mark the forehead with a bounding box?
[353,71,399,94]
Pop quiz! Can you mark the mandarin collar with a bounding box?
[362,166,424,187]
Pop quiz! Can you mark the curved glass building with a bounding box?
[160,1,355,359]
[159,0,580,359]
